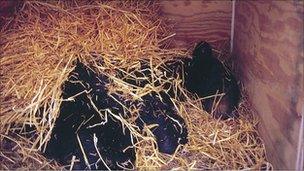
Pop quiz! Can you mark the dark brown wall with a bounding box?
[160,1,232,49]
[233,1,304,169]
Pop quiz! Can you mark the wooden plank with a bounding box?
[159,1,231,50]
[233,1,304,169]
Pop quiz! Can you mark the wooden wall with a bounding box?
[233,1,304,169]
[159,1,232,50]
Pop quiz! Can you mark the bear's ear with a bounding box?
[192,41,213,59]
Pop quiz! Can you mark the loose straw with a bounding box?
[0,1,271,170]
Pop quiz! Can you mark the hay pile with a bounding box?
[0,0,272,170]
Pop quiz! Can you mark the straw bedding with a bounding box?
[0,0,272,170]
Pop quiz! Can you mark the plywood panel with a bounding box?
[233,1,304,169]
[159,1,231,49]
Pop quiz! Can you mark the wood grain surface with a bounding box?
[159,1,231,50]
[233,1,304,169]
